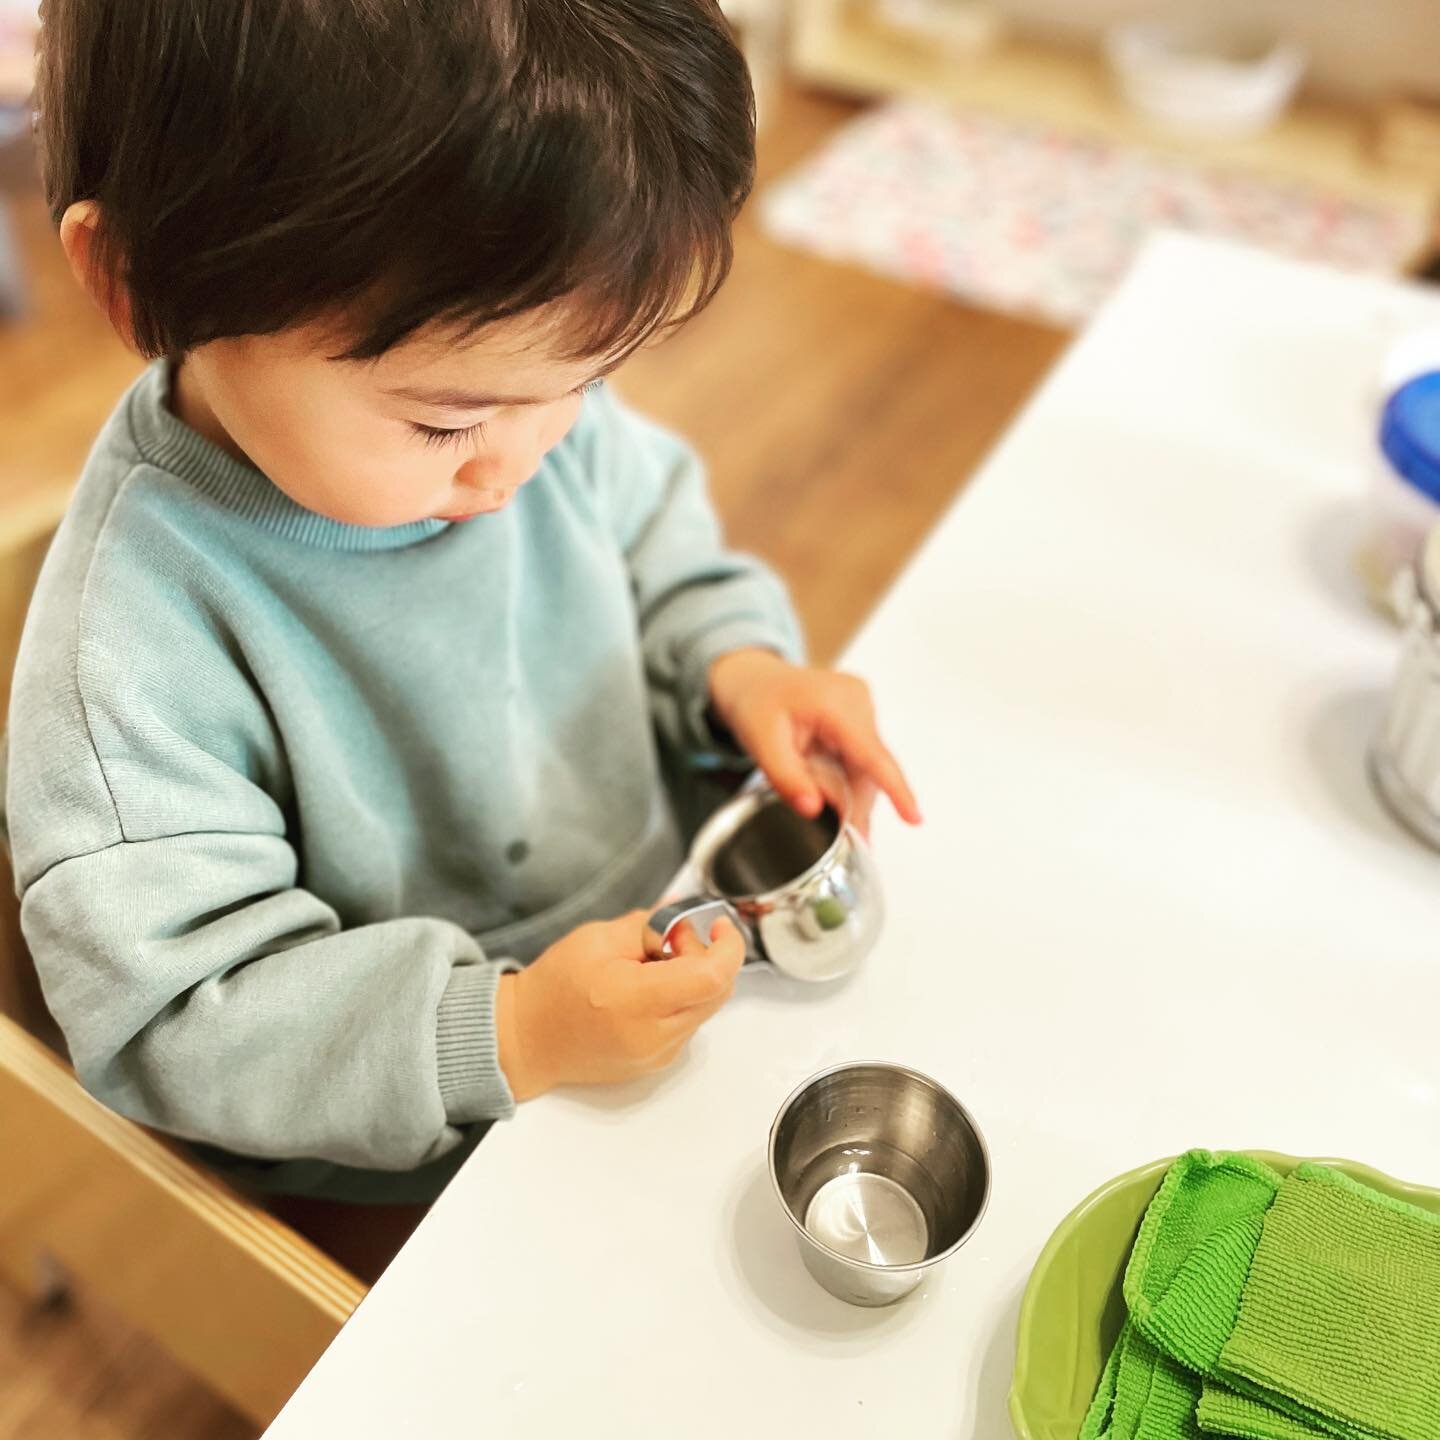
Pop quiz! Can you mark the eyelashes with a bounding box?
[413,418,488,450]
[409,378,604,449]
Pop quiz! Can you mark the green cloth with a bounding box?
[1125,1151,1282,1375]
[1197,1386,1338,1440]
[1082,1153,1440,1440]
[1080,1322,1204,1440]
[1,361,801,1202]
[1217,1165,1440,1440]
[1082,1153,1279,1440]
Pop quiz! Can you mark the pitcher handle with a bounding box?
[643,897,758,963]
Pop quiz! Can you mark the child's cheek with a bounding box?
[541,397,584,454]
[318,436,434,526]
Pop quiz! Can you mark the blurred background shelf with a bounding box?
[788,0,1439,219]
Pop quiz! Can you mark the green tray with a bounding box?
[1008,1151,1440,1440]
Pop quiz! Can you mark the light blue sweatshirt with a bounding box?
[2,362,801,1202]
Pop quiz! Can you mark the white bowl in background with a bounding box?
[1105,19,1306,139]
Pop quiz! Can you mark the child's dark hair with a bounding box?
[36,0,754,361]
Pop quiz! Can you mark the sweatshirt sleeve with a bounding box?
[5,572,515,1173]
[582,384,805,755]
[19,834,516,1169]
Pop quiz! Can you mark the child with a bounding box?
[3,0,919,1208]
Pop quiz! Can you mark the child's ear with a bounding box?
[59,201,139,351]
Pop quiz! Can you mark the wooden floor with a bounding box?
[623,88,1069,663]
[0,86,1065,1437]
[0,1285,253,1440]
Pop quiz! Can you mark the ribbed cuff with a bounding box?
[436,961,520,1124]
[678,619,804,755]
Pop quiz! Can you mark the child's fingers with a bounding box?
[661,930,747,1031]
[645,914,728,964]
[647,959,737,1014]
[848,773,878,839]
[594,909,656,960]
[822,714,922,825]
[661,988,730,1040]
[808,752,850,816]
[641,918,745,1013]
[808,757,877,837]
[648,1033,692,1072]
[667,921,707,959]
[752,715,823,818]
[705,916,747,980]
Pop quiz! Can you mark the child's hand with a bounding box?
[495,912,745,1101]
[708,649,921,835]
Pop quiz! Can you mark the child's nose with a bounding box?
[455,452,530,493]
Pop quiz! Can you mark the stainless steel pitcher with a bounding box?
[643,777,883,983]
[1374,524,1440,848]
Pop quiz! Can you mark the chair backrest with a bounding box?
[0,1011,365,1426]
[0,522,364,1428]
[0,526,58,1035]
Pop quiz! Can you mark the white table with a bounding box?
[266,234,1440,1439]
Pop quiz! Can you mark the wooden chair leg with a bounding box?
[0,1014,367,1428]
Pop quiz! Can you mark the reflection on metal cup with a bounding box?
[768,1062,990,1307]
[645,776,883,983]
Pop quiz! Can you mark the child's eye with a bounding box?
[409,419,488,449]
[408,380,598,448]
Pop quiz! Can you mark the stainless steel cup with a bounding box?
[768,1062,991,1307]
[645,777,883,984]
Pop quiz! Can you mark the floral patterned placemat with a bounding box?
[762,101,1427,327]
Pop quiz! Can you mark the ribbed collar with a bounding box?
[126,360,450,552]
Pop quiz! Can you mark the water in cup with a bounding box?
[793,1139,943,1268]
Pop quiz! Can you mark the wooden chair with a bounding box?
[0,520,367,1431]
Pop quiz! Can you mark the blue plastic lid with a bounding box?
[1381,371,1440,503]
